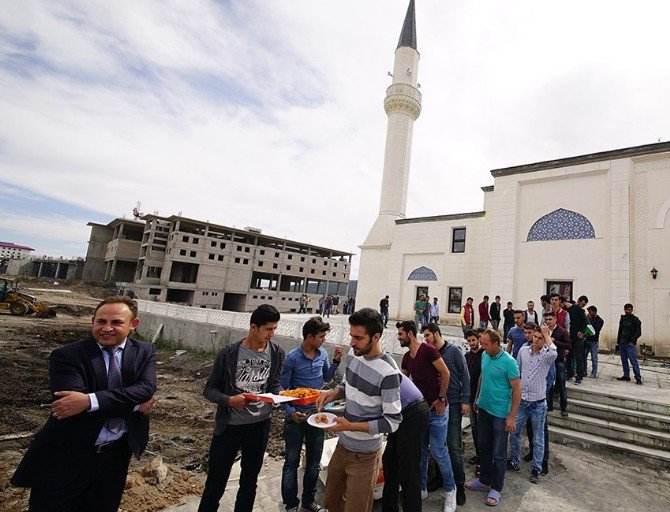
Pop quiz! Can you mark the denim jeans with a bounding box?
[198,419,271,512]
[619,343,641,380]
[476,408,508,492]
[420,410,455,492]
[585,341,598,375]
[510,399,547,471]
[281,418,325,509]
[491,320,500,331]
[447,403,465,485]
[380,310,389,327]
[479,321,489,330]
[548,361,568,413]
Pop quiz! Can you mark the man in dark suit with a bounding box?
[11,296,157,512]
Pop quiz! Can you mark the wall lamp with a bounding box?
[651,267,658,279]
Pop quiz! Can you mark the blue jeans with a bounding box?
[479,321,489,330]
[620,343,641,380]
[510,399,547,471]
[491,320,500,331]
[447,403,465,485]
[585,341,598,375]
[420,410,455,492]
[380,309,389,327]
[476,408,508,492]
[281,418,325,509]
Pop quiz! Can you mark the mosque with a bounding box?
[356,1,670,355]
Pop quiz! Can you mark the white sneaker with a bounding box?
[421,489,428,500]
[444,489,457,512]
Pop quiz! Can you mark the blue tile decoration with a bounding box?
[527,208,595,241]
[407,266,438,281]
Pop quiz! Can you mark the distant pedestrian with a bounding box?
[379,295,390,328]
[460,297,475,335]
[505,310,526,358]
[429,297,440,324]
[549,293,569,330]
[544,312,571,417]
[489,296,501,332]
[502,302,514,341]
[414,295,427,328]
[539,295,550,324]
[298,294,307,314]
[565,296,588,384]
[478,296,490,329]
[585,306,604,378]
[617,304,642,385]
[422,299,431,327]
[524,301,539,325]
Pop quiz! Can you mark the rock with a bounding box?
[142,455,168,484]
[125,472,144,489]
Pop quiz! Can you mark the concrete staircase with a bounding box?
[547,387,670,468]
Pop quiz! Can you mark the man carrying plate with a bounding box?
[280,316,343,512]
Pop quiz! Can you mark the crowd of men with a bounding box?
[12,294,644,512]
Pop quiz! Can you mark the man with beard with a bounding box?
[316,309,401,512]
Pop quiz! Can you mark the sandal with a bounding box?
[485,489,501,507]
[465,478,490,492]
[475,464,481,478]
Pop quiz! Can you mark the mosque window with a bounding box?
[527,209,595,241]
[407,266,438,281]
[452,228,466,253]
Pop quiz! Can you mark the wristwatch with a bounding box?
[438,396,447,404]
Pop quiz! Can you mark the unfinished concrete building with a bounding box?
[84,215,353,312]
[82,218,145,282]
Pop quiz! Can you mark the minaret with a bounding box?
[362,0,421,247]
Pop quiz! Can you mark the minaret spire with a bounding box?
[397,0,417,50]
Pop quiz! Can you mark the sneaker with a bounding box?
[530,467,541,484]
[301,504,325,512]
[456,483,466,506]
[574,379,582,385]
[523,451,533,462]
[444,489,457,512]
[506,459,520,471]
[541,460,549,476]
[617,376,631,381]
[285,508,298,512]
[421,489,428,500]
[636,379,643,385]
[561,411,569,417]
[589,373,597,379]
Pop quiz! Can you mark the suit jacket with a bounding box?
[11,336,157,489]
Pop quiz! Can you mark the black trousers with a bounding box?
[198,419,271,512]
[28,437,132,512]
[381,399,429,512]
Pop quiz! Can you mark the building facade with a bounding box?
[0,242,35,260]
[83,215,352,312]
[356,2,670,355]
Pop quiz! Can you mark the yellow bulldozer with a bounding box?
[0,277,56,317]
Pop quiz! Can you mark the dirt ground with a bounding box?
[0,281,290,512]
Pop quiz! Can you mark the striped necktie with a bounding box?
[104,347,124,433]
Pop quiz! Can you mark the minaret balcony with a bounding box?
[384,83,422,119]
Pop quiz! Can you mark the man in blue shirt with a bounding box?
[280,317,342,512]
[505,310,527,358]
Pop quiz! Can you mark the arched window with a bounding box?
[407,266,437,281]
[527,208,595,241]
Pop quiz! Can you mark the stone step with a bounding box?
[548,411,670,451]
[566,387,670,416]
[548,424,670,469]
[567,398,670,432]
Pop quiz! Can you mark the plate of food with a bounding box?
[280,387,322,405]
[307,412,338,429]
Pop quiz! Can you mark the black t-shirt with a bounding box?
[380,298,389,311]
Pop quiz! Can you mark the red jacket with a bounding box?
[478,302,490,322]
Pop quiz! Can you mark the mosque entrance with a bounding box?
[415,286,428,300]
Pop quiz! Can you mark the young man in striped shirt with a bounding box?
[316,308,401,512]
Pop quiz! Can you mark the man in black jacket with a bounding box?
[585,306,604,378]
[617,304,643,385]
[565,296,588,384]
[489,296,502,332]
[11,296,157,512]
[198,304,285,512]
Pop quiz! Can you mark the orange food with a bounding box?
[280,387,320,398]
[314,414,329,424]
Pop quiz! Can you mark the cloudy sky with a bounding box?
[2,0,669,276]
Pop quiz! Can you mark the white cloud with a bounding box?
[2,1,670,277]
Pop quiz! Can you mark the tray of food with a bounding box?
[242,393,299,404]
[279,387,323,405]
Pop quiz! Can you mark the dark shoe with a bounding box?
[561,411,569,417]
[617,376,631,381]
[506,459,520,472]
[468,455,479,465]
[541,460,549,476]
[301,503,325,512]
[523,451,533,462]
[636,379,643,385]
[574,378,582,385]
[530,467,541,484]
[456,484,466,506]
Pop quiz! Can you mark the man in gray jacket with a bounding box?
[198,304,285,512]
